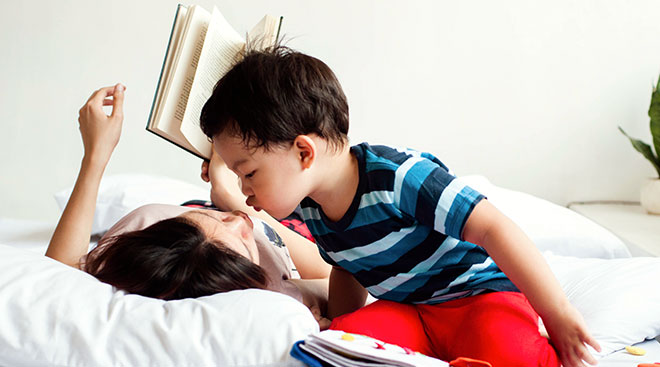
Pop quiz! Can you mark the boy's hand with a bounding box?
[78,84,125,165]
[543,303,601,367]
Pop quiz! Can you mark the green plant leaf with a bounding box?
[619,126,660,178]
[650,75,660,167]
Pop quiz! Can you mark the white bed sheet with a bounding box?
[2,217,658,367]
[0,218,316,367]
[0,217,54,253]
[599,338,660,366]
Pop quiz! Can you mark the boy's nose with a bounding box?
[238,179,253,196]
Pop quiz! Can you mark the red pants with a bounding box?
[329,292,560,367]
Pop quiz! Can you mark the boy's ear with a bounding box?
[293,135,316,169]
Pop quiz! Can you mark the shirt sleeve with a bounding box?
[394,155,485,240]
[317,246,339,267]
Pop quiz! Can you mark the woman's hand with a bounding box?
[78,84,125,166]
[202,148,332,280]
[46,84,126,268]
[202,149,249,212]
[310,305,332,330]
[288,278,331,330]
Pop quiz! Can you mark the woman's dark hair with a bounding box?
[83,217,268,300]
[200,45,349,151]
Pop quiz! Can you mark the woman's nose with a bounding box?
[220,212,239,223]
[220,214,244,232]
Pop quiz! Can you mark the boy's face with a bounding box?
[214,133,308,220]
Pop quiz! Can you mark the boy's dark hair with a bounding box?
[200,45,349,150]
[83,217,268,300]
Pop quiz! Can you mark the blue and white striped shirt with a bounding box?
[300,143,517,304]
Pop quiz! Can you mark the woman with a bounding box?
[45,84,331,326]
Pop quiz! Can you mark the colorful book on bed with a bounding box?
[291,330,451,367]
[146,4,282,160]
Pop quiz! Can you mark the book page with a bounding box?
[180,6,245,158]
[303,330,449,367]
[246,15,280,50]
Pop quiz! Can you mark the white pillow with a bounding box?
[545,252,660,357]
[54,174,210,235]
[460,175,631,258]
[0,244,316,367]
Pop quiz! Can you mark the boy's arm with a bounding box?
[203,152,331,279]
[463,199,601,367]
[46,85,125,268]
[327,266,368,320]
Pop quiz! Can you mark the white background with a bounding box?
[1,0,659,221]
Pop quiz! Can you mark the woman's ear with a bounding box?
[293,135,316,169]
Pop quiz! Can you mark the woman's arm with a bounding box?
[202,151,331,279]
[45,84,125,268]
[463,199,600,367]
[287,278,331,329]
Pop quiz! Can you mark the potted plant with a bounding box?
[619,74,660,214]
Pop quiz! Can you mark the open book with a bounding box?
[147,4,282,160]
[291,330,450,367]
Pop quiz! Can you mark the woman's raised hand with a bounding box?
[46,84,126,268]
[78,84,125,165]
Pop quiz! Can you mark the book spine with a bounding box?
[147,4,185,130]
[276,16,283,43]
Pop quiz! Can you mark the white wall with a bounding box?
[1,0,659,221]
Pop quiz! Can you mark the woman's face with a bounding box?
[178,209,259,265]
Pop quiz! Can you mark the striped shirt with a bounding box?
[300,143,517,304]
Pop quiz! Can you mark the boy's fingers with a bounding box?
[110,83,125,118]
[579,345,598,366]
[586,335,601,353]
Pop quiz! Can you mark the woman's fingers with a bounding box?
[110,84,125,118]
[76,84,126,162]
[318,317,331,330]
[82,84,125,118]
[200,160,210,182]
[86,85,117,105]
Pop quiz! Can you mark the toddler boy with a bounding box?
[200,46,599,367]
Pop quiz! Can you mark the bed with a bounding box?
[0,174,658,367]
